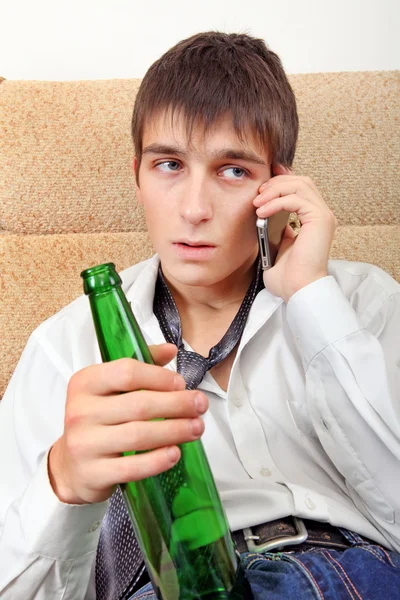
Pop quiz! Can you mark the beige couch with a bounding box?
[0,72,399,398]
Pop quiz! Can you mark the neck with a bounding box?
[161,256,258,318]
[160,256,259,356]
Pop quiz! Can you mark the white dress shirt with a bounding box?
[1,256,399,600]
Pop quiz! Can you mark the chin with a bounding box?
[167,262,222,287]
[161,255,255,290]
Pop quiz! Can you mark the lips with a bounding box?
[172,241,217,260]
[175,240,215,247]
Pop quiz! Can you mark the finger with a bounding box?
[93,389,208,425]
[90,416,205,455]
[276,225,296,258]
[282,223,296,240]
[255,194,318,220]
[258,175,319,197]
[254,181,322,208]
[266,224,295,265]
[258,175,293,195]
[149,343,178,366]
[272,164,294,177]
[101,446,183,485]
[70,352,185,397]
[258,196,336,231]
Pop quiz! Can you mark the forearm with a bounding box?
[304,337,400,547]
[287,276,400,548]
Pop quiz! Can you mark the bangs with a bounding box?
[132,32,298,175]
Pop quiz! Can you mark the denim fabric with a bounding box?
[130,530,400,599]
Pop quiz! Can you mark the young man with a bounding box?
[0,31,399,600]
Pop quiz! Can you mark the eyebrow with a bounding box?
[142,144,267,166]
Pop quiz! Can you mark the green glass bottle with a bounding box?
[81,263,245,600]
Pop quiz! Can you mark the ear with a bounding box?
[133,157,142,203]
[272,164,294,176]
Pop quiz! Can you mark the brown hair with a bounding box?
[131,31,298,178]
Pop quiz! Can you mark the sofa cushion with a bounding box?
[0,79,146,234]
[0,232,154,397]
[1,72,399,235]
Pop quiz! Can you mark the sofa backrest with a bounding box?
[0,72,399,397]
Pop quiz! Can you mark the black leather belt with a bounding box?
[232,517,369,554]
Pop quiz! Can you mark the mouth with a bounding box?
[174,240,216,248]
[172,240,217,260]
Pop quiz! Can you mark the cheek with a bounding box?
[140,194,163,235]
[225,206,258,248]
[140,178,176,215]
[231,195,258,227]
[221,186,258,221]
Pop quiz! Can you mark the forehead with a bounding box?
[141,109,268,160]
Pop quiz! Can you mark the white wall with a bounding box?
[1,0,399,80]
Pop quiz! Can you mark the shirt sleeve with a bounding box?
[0,333,107,599]
[286,274,400,551]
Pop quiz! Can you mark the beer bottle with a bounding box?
[81,263,247,600]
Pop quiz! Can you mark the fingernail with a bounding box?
[174,375,186,390]
[167,447,179,463]
[190,418,203,436]
[194,393,207,414]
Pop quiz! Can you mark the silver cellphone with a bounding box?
[256,217,272,270]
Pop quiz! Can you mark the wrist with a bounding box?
[284,272,328,303]
[48,440,86,505]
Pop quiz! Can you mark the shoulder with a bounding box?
[29,257,156,372]
[39,258,153,328]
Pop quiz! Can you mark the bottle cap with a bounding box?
[81,263,122,295]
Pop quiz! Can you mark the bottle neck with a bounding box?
[81,263,121,296]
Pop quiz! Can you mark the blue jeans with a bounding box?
[130,529,400,599]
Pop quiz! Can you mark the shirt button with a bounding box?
[305,498,316,510]
[260,467,272,477]
[232,397,242,407]
[88,520,101,533]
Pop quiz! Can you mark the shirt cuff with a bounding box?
[19,450,108,561]
[286,276,364,368]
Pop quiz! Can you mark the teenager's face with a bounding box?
[135,112,278,288]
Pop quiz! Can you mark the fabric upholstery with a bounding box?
[0,71,399,397]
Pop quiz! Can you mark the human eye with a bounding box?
[221,166,249,180]
[155,160,182,172]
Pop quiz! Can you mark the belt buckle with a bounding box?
[243,517,308,553]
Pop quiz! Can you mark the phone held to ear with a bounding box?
[257,210,290,270]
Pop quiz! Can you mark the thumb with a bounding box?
[148,343,178,366]
[275,224,296,262]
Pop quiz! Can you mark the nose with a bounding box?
[178,173,213,225]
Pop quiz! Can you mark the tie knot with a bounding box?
[177,349,210,390]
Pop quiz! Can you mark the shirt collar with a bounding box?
[124,254,283,349]
[125,254,160,326]
[240,288,283,348]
